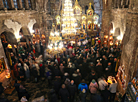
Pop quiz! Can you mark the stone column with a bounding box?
[8,0,15,9]
[121,0,124,8]
[24,0,29,10]
[17,0,23,10]
[30,0,35,10]
[0,1,4,10]
[129,0,132,9]
[114,0,117,8]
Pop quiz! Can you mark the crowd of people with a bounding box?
[0,40,122,102]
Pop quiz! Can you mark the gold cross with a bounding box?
[89,2,92,6]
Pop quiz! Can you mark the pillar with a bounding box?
[0,1,4,10]
[114,0,117,8]
[118,0,121,8]
[121,0,124,8]
[24,0,29,10]
[17,0,23,10]
[129,0,132,9]
[8,0,15,10]
[30,0,35,10]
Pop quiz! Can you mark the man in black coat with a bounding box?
[96,62,103,78]
[67,80,77,102]
[49,89,58,102]
[53,77,61,94]
[59,84,69,102]
[14,80,20,92]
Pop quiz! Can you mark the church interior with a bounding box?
[0,0,138,102]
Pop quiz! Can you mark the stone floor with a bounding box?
[5,78,120,102]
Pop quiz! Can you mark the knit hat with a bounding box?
[92,79,96,83]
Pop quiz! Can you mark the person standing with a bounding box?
[109,79,117,102]
[89,79,98,94]
[78,79,88,102]
[59,84,69,102]
[68,80,77,102]
[98,77,108,96]
[23,62,30,80]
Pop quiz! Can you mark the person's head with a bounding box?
[76,69,80,73]
[83,59,86,63]
[71,80,74,85]
[63,60,66,64]
[81,79,85,83]
[19,85,24,89]
[102,55,105,59]
[112,80,115,83]
[101,76,105,80]
[91,70,95,75]
[92,79,96,83]
[60,63,63,66]
[114,58,117,62]
[90,62,94,66]
[62,84,66,89]
[108,62,111,66]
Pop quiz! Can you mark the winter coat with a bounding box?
[49,90,58,102]
[89,82,98,94]
[68,84,77,96]
[59,88,69,102]
[78,83,88,93]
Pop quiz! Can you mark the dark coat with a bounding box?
[18,88,30,100]
[96,65,103,78]
[53,79,61,94]
[68,84,77,96]
[90,94,102,102]
[102,89,110,102]
[32,67,38,77]
[49,90,58,102]
[59,88,69,102]
[14,83,20,92]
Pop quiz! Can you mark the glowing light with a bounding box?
[110,30,114,34]
[30,29,35,34]
[55,47,57,50]
[94,21,98,25]
[117,34,123,40]
[98,24,100,27]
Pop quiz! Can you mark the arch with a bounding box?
[33,23,40,30]
[114,27,120,36]
[19,26,31,42]
[1,31,17,44]
[0,31,17,66]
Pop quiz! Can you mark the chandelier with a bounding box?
[61,0,77,37]
[47,31,65,55]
